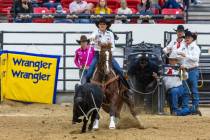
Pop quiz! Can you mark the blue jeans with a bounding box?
[15,18,32,23]
[74,19,90,24]
[168,85,190,116]
[163,0,181,8]
[85,52,128,87]
[183,68,199,108]
[42,2,59,8]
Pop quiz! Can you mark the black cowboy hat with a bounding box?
[76,35,90,44]
[174,25,188,32]
[95,17,112,29]
[185,31,197,41]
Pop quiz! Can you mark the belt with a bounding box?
[186,67,198,72]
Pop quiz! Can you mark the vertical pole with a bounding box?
[63,33,66,92]
[0,31,3,51]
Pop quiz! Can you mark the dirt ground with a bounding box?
[0,100,210,140]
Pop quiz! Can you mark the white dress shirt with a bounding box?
[163,38,186,56]
[163,71,188,91]
[89,29,115,51]
[178,41,200,69]
[69,0,87,14]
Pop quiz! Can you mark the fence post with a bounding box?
[0,31,3,51]
[63,32,66,92]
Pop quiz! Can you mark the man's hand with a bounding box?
[22,3,29,10]
[152,72,158,79]
[177,52,186,57]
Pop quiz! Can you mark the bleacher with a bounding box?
[0,0,185,23]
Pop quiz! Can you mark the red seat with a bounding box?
[107,0,120,12]
[161,8,183,15]
[33,7,54,23]
[158,0,165,7]
[157,8,185,24]
[50,7,56,13]
[127,0,141,9]
[86,0,98,6]
[61,0,73,8]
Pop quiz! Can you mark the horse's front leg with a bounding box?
[109,94,118,129]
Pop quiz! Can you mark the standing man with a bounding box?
[74,35,95,80]
[177,31,201,116]
[163,25,187,56]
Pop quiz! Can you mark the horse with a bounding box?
[90,43,143,129]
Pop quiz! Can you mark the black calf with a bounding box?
[72,83,103,133]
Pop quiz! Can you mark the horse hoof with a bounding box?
[135,115,144,129]
[109,122,116,129]
[93,120,99,130]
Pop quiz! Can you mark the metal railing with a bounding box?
[0,31,133,93]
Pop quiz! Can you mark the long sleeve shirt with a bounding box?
[89,29,115,51]
[163,68,188,91]
[163,38,186,55]
[69,0,88,14]
[178,41,201,69]
[74,46,95,69]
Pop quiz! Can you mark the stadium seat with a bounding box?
[161,8,183,15]
[158,0,165,7]
[61,0,73,8]
[33,7,54,23]
[107,0,120,12]
[86,0,98,6]
[157,8,184,24]
[127,0,141,10]
[0,0,13,15]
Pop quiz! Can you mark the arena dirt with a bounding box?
[0,100,210,140]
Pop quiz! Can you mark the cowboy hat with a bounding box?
[173,25,188,32]
[76,35,90,44]
[95,17,112,29]
[185,31,197,41]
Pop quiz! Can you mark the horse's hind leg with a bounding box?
[123,90,144,129]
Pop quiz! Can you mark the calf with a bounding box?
[72,83,104,133]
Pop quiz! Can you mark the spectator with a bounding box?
[94,0,112,14]
[42,0,60,9]
[156,52,191,116]
[54,4,73,23]
[115,0,132,24]
[74,35,95,80]
[69,0,90,23]
[162,0,184,9]
[137,0,161,15]
[11,0,33,23]
[177,31,202,116]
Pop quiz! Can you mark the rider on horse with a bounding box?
[82,18,129,89]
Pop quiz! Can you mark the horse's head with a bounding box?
[98,43,112,75]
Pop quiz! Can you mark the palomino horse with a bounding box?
[90,43,143,129]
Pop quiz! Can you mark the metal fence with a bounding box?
[0,31,133,93]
